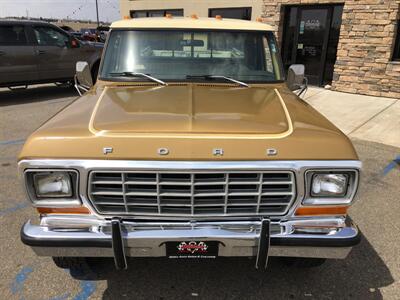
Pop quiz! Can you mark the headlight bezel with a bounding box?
[303,169,359,206]
[24,169,81,207]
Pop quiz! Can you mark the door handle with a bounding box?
[36,50,46,55]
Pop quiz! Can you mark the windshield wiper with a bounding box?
[110,72,167,86]
[186,75,249,88]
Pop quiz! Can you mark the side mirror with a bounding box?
[74,61,93,96]
[287,64,308,97]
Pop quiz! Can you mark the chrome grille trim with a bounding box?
[18,159,362,221]
[88,171,296,217]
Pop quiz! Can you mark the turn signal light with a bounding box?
[256,17,263,22]
[215,15,223,20]
[36,207,91,214]
[295,206,348,216]
[123,16,131,20]
[165,13,173,19]
[191,14,199,19]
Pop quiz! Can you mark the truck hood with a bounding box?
[90,85,291,137]
[18,83,358,161]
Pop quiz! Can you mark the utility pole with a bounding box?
[95,0,100,27]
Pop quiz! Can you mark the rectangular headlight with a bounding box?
[311,173,348,197]
[33,172,72,198]
[304,170,358,205]
[24,170,80,206]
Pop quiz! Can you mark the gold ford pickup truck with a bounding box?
[19,17,361,272]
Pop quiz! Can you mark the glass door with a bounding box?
[281,5,343,86]
[296,7,331,85]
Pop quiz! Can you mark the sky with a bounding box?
[0,0,121,22]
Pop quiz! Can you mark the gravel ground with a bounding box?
[0,85,399,299]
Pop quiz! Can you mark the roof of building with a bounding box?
[111,17,274,31]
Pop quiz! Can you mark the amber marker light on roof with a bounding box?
[36,207,91,215]
[295,206,348,216]
[215,15,223,20]
[191,14,199,19]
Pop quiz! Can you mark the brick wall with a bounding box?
[262,0,400,98]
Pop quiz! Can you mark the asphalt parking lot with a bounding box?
[0,85,399,299]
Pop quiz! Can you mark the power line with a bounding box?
[104,0,119,13]
[65,0,89,20]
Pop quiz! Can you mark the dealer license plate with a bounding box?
[166,241,219,259]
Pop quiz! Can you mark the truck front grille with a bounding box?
[88,171,296,217]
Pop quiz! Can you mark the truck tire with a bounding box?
[52,257,112,279]
[52,257,90,270]
[280,257,327,268]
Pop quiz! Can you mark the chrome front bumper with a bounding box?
[21,216,361,268]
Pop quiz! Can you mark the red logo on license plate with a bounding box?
[177,241,208,254]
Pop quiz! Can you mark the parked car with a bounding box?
[19,17,361,274]
[59,25,74,33]
[70,31,83,40]
[80,28,97,35]
[0,20,102,88]
[97,26,110,43]
[80,28,101,42]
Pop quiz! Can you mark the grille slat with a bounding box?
[95,201,126,206]
[92,191,124,196]
[92,180,123,185]
[262,181,292,185]
[89,171,295,217]
[124,181,157,185]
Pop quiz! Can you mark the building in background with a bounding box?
[120,0,263,20]
[119,0,400,98]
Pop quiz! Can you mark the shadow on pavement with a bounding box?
[72,234,393,299]
[0,85,77,107]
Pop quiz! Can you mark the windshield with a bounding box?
[100,30,283,83]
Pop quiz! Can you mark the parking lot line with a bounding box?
[0,202,28,217]
[0,138,26,146]
[10,266,33,295]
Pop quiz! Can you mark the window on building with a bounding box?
[0,25,28,46]
[130,9,183,18]
[209,7,252,20]
[393,20,400,61]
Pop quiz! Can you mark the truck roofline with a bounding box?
[111,17,275,31]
